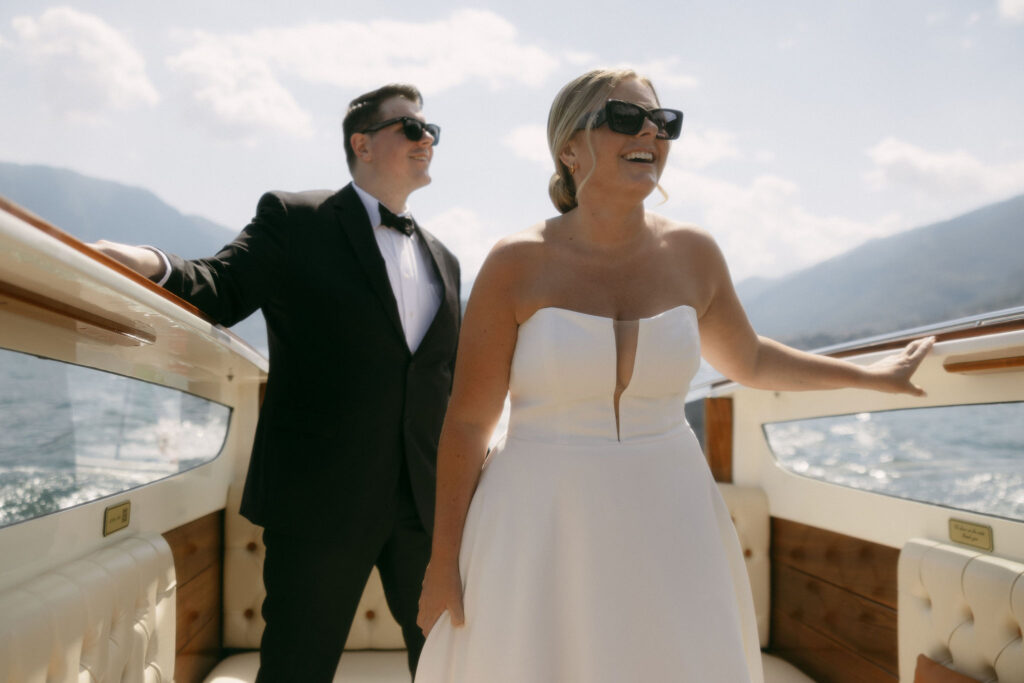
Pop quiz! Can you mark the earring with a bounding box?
[568,163,577,176]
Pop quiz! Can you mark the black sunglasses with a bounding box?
[576,100,683,140]
[360,116,441,146]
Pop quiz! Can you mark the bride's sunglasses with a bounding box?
[360,116,441,146]
[576,100,684,140]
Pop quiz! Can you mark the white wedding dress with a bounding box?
[415,305,764,682]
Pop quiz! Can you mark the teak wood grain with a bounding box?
[174,610,222,683]
[771,611,898,683]
[164,510,223,585]
[164,510,224,683]
[771,518,899,608]
[704,396,733,483]
[773,563,897,673]
[769,518,901,681]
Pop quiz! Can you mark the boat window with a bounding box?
[0,347,231,528]
[763,402,1024,521]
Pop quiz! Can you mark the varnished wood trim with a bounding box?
[773,563,897,673]
[771,518,899,608]
[770,611,897,683]
[176,562,221,653]
[944,355,1024,374]
[704,397,733,482]
[174,609,223,683]
[0,279,155,345]
[0,194,212,324]
[164,510,223,586]
[164,511,224,681]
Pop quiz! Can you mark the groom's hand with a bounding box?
[417,562,465,634]
[90,240,165,280]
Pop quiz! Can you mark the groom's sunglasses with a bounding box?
[576,100,684,140]
[360,116,441,146]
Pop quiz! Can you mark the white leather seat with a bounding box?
[0,534,176,683]
[898,538,1024,682]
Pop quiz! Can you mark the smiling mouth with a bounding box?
[623,151,654,163]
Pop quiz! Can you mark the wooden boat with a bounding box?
[1,196,1021,682]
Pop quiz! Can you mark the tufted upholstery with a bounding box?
[0,534,176,683]
[719,483,772,647]
[899,538,1024,683]
[222,484,404,650]
[718,484,814,682]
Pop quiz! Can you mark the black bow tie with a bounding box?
[379,204,415,236]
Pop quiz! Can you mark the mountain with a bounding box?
[737,193,1024,349]
[0,162,268,352]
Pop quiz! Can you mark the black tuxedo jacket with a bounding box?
[163,184,460,535]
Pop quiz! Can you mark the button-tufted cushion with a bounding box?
[0,534,176,683]
[718,483,771,647]
[899,538,1024,682]
[222,484,405,650]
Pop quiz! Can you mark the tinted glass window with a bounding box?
[0,347,230,527]
[763,403,1024,521]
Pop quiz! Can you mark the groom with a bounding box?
[93,84,460,681]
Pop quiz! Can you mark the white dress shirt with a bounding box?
[352,183,442,353]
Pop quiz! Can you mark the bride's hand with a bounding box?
[864,336,935,396]
[417,561,465,634]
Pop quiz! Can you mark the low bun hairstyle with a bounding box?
[546,68,657,213]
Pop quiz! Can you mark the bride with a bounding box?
[414,68,931,682]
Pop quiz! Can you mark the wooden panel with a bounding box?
[773,564,897,673]
[771,611,897,683]
[164,510,223,585]
[164,511,224,682]
[771,518,899,608]
[944,355,1024,373]
[704,397,733,482]
[176,561,222,649]
[174,608,223,683]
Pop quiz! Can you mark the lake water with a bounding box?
[0,350,229,527]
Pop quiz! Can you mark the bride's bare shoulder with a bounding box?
[649,213,719,253]
[482,219,559,270]
[468,221,552,302]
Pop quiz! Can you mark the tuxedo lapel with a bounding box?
[416,226,460,351]
[332,184,406,345]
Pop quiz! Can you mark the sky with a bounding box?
[1,0,1023,290]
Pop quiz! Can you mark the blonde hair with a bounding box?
[546,68,659,213]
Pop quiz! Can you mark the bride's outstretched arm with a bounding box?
[689,229,933,395]
[418,240,524,634]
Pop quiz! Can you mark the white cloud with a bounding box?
[166,10,559,138]
[626,57,699,90]
[167,35,313,140]
[422,206,498,290]
[865,137,1024,202]
[503,124,551,166]
[659,163,901,281]
[674,129,741,169]
[563,50,597,65]
[997,0,1024,21]
[9,7,158,120]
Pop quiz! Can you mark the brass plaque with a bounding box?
[948,518,993,552]
[103,501,131,537]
